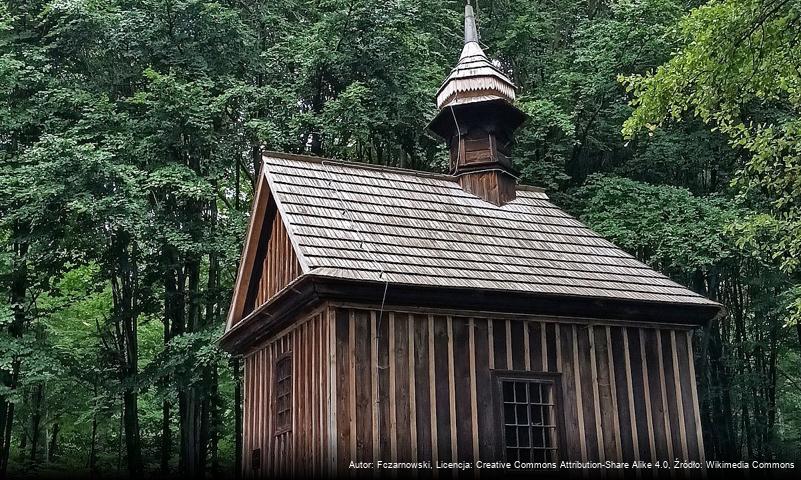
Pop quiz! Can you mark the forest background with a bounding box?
[1,0,800,477]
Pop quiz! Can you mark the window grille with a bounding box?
[274,354,292,434]
[499,377,559,463]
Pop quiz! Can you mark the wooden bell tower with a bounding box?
[427,1,526,206]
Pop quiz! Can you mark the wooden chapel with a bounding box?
[220,3,721,477]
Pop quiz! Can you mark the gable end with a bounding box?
[226,171,306,331]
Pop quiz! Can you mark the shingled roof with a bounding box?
[262,152,718,308]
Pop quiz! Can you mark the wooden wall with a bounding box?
[241,304,706,477]
[242,308,329,477]
[329,306,705,471]
[457,170,516,206]
[251,208,302,310]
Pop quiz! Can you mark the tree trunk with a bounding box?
[89,386,98,480]
[205,235,219,475]
[111,232,143,479]
[180,253,205,476]
[180,388,204,477]
[1,230,28,478]
[765,303,780,455]
[47,423,59,462]
[29,384,43,466]
[210,367,220,476]
[122,390,143,478]
[160,244,181,475]
[232,161,244,479]
[160,400,171,474]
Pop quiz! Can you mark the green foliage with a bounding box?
[575,175,736,273]
[622,0,801,275]
[478,0,691,189]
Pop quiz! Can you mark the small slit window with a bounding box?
[274,354,292,434]
[499,376,560,464]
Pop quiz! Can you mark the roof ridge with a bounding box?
[262,150,455,181]
[261,150,545,193]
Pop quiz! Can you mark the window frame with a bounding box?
[491,370,566,468]
[273,351,293,436]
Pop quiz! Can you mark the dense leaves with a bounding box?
[576,176,735,272]
[622,0,801,283]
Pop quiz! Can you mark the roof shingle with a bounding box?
[263,152,718,308]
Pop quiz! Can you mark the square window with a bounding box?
[498,375,560,465]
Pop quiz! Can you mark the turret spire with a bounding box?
[426,2,527,206]
[464,2,478,44]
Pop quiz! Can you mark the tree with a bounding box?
[621,0,801,338]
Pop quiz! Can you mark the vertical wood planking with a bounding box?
[492,319,506,370]
[311,320,317,474]
[510,320,525,370]
[686,332,705,462]
[570,325,587,461]
[395,314,412,461]
[305,322,311,473]
[408,316,418,463]
[468,318,480,463]
[314,315,321,474]
[292,326,298,474]
[540,322,548,371]
[644,329,670,464]
[622,328,640,462]
[427,315,439,466]
[355,310,373,462]
[529,321,543,372]
[576,325,598,461]
[378,311,391,459]
[335,309,350,471]
[296,324,303,474]
[371,312,380,462]
[433,316,452,461]
[604,327,623,460]
[328,307,338,473]
[675,331,698,460]
[447,317,458,462]
[255,343,262,473]
[548,323,559,373]
[252,210,303,311]
[590,326,609,461]
[239,311,340,476]
[560,325,582,461]
[505,320,513,373]
[413,315,433,463]
[473,318,493,461]
[348,312,357,464]
[656,330,675,463]
[638,329,657,463]
[242,354,250,476]
[452,318,473,462]
[670,331,688,460]
[268,344,275,473]
[389,313,398,461]
[523,322,531,371]
[627,328,650,462]
[323,313,331,473]
[257,347,263,472]
[240,307,708,476]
